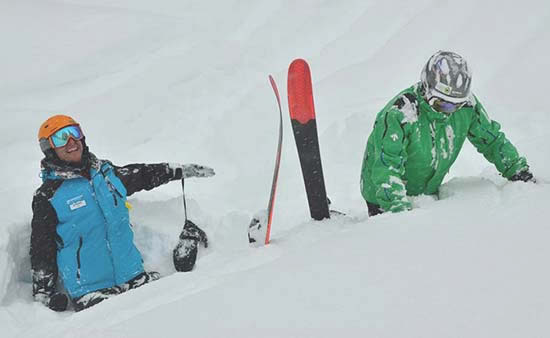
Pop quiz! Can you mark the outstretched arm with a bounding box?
[467,96,532,180]
[113,163,215,196]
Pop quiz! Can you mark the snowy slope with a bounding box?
[1,0,549,336]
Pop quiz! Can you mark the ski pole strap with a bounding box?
[181,178,188,222]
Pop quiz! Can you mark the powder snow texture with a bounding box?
[399,94,419,123]
[1,0,550,337]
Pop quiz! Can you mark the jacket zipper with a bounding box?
[90,176,117,282]
[103,170,123,207]
[76,236,83,280]
[109,182,123,206]
[111,188,118,206]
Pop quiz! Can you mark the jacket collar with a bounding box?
[415,84,449,123]
[41,152,102,181]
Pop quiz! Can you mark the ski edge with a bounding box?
[265,74,283,245]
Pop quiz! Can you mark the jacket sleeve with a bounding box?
[30,182,61,304]
[467,97,529,179]
[113,163,177,196]
[363,109,411,213]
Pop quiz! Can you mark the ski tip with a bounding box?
[289,58,309,72]
[268,74,276,87]
[287,58,315,124]
[268,75,281,100]
[290,58,308,65]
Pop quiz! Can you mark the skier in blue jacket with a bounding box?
[31,115,214,311]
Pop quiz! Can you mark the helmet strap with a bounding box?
[39,138,52,153]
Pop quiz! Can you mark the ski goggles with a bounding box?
[428,97,466,114]
[48,125,84,148]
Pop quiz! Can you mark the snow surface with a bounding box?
[1,0,550,336]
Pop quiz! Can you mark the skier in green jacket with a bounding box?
[360,50,535,216]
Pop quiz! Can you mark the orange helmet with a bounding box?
[38,115,82,153]
[38,115,80,140]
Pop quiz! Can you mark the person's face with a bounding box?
[427,96,466,115]
[54,137,83,164]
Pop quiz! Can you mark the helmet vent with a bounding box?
[456,74,463,88]
[438,59,450,74]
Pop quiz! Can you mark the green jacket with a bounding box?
[360,84,529,213]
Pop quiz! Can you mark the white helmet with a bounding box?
[421,51,472,104]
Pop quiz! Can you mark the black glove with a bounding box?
[180,220,208,248]
[169,163,215,179]
[173,220,208,272]
[509,170,536,183]
[46,292,69,312]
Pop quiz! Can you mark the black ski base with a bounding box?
[291,118,330,221]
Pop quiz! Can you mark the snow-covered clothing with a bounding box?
[360,83,530,213]
[73,271,160,311]
[31,152,181,301]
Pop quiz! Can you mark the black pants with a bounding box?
[367,201,384,217]
[73,271,159,311]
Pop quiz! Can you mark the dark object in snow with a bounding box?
[173,220,208,272]
[73,285,121,311]
[73,271,160,311]
[48,292,69,312]
[173,179,208,272]
[248,211,267,245]
[509,170,535,183]
[287,58,330,221]
[327,197,345,217]
[367,201,384,217]
[248,217,259,244]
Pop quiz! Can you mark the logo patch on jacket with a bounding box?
[67,195,87,211]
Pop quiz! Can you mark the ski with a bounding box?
[287,58,330,221]
[265,75,283,244]
[248,75,283,245]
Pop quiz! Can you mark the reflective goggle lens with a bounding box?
[429,97,465,114]
[50,125,83,148]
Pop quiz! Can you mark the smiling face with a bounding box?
[54,137,83,164]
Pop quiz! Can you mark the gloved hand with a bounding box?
[509,170,536,183]
[169,163,215,179]
[48,292,69,312]
[35,292,69,312]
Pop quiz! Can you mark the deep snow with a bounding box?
[1,0,549,336]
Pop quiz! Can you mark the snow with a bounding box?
[446,125,455,155]
[399,94,419,124]
[441,137,449,159]
[1,0,550,336]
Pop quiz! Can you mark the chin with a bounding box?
[65,151,83,163]
[72,154,83,163]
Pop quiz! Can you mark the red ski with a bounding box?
[248,75,283,245]
[287,59,330,220]
[265,75,283,244]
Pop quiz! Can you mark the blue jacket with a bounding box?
[31,153,177,299]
